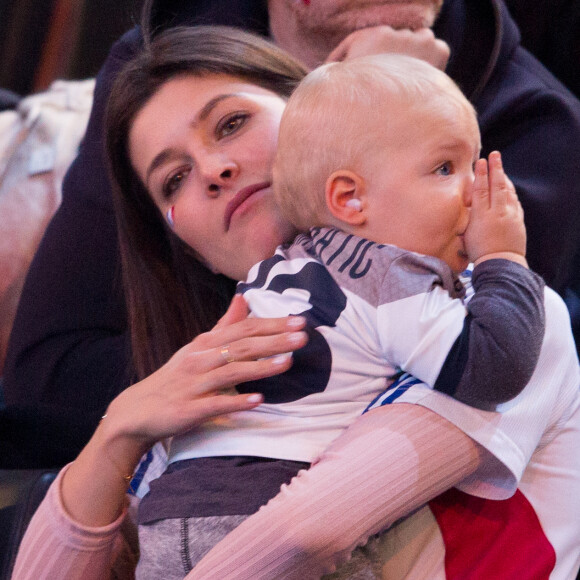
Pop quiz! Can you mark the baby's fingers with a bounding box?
[470,157,490,212]
[488,151,514,211]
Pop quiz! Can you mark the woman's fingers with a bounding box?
[177,328,307,378]
[213,330,307,366]
[102,326,305,446]
[182,392,264,424]
[134,355,293,437]
[215,294,250,329]
[196,352,296,395]
[110,304,310,444]
[197,313,307,354]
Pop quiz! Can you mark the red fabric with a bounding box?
[429,488,556,579]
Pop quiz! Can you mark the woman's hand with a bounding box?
[62,295,307,527]
[327,26,450,70]
[103,294,308,453]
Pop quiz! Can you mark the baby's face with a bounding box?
[359,95,480,273]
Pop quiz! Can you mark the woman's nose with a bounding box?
[202,157,238,196]
[208,168,234,194]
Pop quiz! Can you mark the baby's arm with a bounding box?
[187,403,482,579]
[422,152,545,408]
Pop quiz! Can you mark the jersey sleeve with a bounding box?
[389,286,579,498]
[434,259,545,408]
[376,254,545,410]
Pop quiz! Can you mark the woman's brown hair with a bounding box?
[105,25,307,380]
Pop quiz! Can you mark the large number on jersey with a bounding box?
[237,258,347,404]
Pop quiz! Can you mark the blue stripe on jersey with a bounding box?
[128,448,153,496]
[363,372,425,413]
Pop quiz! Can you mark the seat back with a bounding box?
[0,469,58,579]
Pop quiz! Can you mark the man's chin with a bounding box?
[291,1,444,35]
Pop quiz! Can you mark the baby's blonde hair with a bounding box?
[274,53,476,231]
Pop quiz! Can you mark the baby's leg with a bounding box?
[138,515,382,579]
[323,543,382,579]
[136,515,248,580]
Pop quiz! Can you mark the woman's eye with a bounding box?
[162,168,190,198]
[435,162,452,176]
[217,113,248,138]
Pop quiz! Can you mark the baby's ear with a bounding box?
[325,170,367,226]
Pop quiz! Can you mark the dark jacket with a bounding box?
[504,0,580,99]
[3,0,580,467]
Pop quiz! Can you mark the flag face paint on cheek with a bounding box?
[166,206,175,228]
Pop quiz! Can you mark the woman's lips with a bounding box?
[224,181,271,230]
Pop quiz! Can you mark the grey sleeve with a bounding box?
[433,259,545,410]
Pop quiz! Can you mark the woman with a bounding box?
[12,26,580,580]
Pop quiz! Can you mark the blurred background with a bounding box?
[0,1,578,100]
[0,0,146,97]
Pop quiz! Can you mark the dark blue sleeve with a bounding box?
[434,260,545,410]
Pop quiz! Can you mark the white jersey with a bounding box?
[170,228,548,465]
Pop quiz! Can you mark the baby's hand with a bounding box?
[464,151,528,268]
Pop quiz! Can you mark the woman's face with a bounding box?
[129,74,297,281]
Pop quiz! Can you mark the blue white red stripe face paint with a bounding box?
[166,206,175,228]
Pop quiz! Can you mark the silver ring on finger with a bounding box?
[220,345,236,364]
